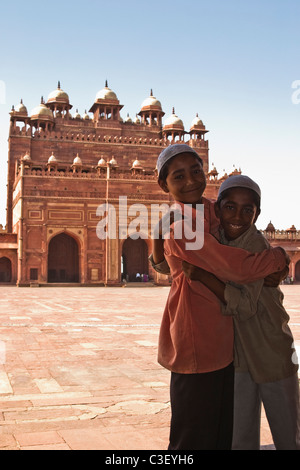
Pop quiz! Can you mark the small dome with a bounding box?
[109,156,118,166]
[30,98,54,121]
[97,156,106,166]
[73,154,82,165]
[190,113,204,128]
[131,158,143,169]
[15,99,28,115]
[95,81,118,101]
[163,108,184,129]
[47,82,69,104]
[266,221,275,232]
[83,110,90,120]
[73,109,81,119]
[22,152,31,161]
[135,114,140,124]
[140,90,162,111]
[48,152,57,163]
[125,113,132,123]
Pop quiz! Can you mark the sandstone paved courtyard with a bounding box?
[0,285,299,450]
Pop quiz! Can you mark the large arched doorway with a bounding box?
[295,260,300,282]
[48,233,79,283]
[0,257,12,283]
[122,237,148,282]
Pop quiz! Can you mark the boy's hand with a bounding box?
[264,265,289,287]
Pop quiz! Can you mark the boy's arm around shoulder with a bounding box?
[165,228,288,284]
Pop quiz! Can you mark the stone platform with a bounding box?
[0,285,299,450]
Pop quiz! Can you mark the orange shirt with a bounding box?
[158,198,287,374]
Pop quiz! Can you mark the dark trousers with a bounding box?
[168,362,234,450]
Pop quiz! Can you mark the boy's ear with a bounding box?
[158,179,169,193]
[214,201,220,219]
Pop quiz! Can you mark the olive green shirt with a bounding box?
[222,224,298,383]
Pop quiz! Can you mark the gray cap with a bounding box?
[218,175,261,199]
[157,144,203,178]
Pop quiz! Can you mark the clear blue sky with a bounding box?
[0,0,299,230]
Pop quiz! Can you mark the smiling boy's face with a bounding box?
[158,152,206,205]
[215,187,260,240]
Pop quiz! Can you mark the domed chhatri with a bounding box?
[162,107,185,141]
[140,89,162,112]
[138,89,164,126]
[89,80,123,121]
[30,97,54,121]
[14,99,28,115]
[47,81,70,104]
[163,107,184,130]
[73,154,82,166]
[46,82,73,118]
[95,80,118,102]
[48,152,58,164]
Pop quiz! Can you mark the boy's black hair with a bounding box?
[217,187,261,212]
[158,154,203,182]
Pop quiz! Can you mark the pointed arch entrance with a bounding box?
[48,233,79,283]
[0,257,12,283]
[295,260,300,282]
[122,237,149,282]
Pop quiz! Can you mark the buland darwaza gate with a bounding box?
[0,81,299,286]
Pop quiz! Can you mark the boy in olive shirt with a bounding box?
[182,175,300,450]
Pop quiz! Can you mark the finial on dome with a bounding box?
[41,96,44,104]
[172,107,175,114]
[105,79,108,87]
[150,89,153,96]
[57,81,61,89]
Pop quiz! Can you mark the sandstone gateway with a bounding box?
[0,82,299,286]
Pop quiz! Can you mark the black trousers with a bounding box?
[168,362,234,450]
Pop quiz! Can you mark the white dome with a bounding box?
[30,100,54,121]
[95,81,118,101]
[163,108,184,129]
[73,109,81,119]
[47,82,69,103]
[191,114,203,128]
[15,99,28,115]
[131,158,143,169]
[97,157,106,166]
[48,152,58,163]
[140,90,162,110]
[109,156,117,166]
[73,154,82,165]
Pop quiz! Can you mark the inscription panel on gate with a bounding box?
[48,210,83,221]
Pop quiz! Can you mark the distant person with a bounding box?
[182,175,300,450]
[151,145,289,450]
